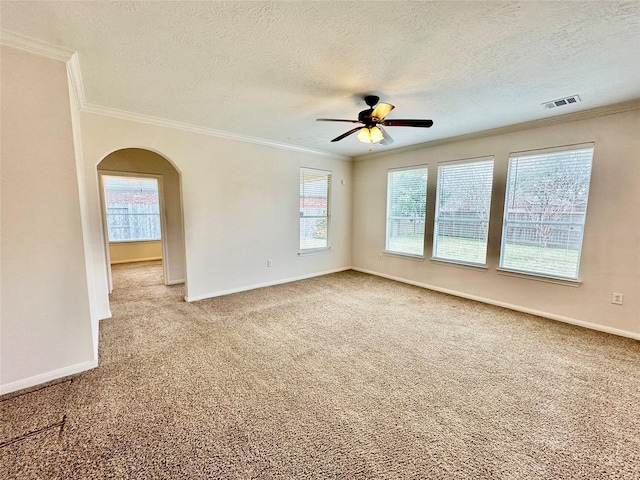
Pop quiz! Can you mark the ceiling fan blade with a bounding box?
[316,118,361,123]
[331,126,365,142]
[378,126,394,145]
[371,102,394,121]
[381,119,433,128]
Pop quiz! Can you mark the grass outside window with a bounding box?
[388,235,579,278]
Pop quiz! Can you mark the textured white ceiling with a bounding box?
[2,1,639,157]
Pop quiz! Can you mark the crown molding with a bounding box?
[1,28,346,160]
[0,29,74,62]
[10,27,634,163]
[81,103,349,160]
[354,99,640,161]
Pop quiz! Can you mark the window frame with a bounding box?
[432,156,495,267]
[299,167,332,255]
[102,174,163,244]
[498,144,594,281]
[384,164,428,258]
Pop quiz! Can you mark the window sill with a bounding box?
[298,247,332,256]
[496,268,581,287]
[383,251,425,261]
[109,239,161,245]
[430,257,488,271]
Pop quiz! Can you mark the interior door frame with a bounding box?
[98,170,170,292]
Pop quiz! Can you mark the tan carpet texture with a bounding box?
[2,261,639,479]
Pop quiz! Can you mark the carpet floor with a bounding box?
[1,261,639,479]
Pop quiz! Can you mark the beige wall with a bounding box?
[98,148,184,282]
[0,46,95,392]
[352,107,640,337]
[80,112,353,312]
[109,241,163,264]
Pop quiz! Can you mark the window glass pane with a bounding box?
[385,166,427,256]
[104,176,161,242]
[433,158,494,265]
[300,169,330,250]
[500,147,594,279]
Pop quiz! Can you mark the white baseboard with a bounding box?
[185,267,351,302]
[0,359,98,396]
[166,278,185,285]
[98,310,112,321]
[352,267,640,341]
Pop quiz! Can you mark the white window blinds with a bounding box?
[103,176,161,242]
[300,168,331,251]
[499,146,594,280]
[433,158,494,265]
[385,166,428,256]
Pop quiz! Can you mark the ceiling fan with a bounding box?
[316,95,433,145]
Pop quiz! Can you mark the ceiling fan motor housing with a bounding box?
[360,96,383,124]
[358,108,376,125]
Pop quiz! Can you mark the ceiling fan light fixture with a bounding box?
[370,126,384,143]
[357,126,384,144]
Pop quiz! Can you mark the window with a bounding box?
[499,145,594,280]
[385,166,428,256]
[300,168,331,251]
[433,158,494,265]
[103,176,161,242]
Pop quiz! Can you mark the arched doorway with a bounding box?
[97,148,185,292]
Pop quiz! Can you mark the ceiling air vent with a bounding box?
[543,95,581,109]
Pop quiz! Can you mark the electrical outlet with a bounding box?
[611,293,624,305]
[267,259,273,267]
